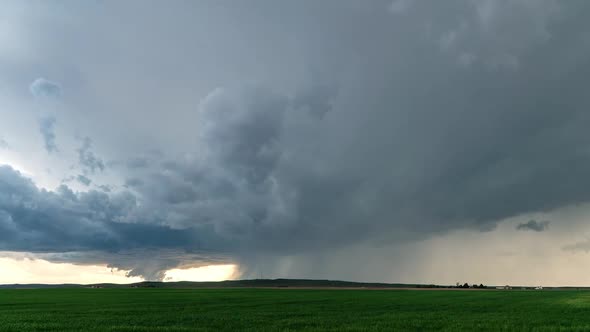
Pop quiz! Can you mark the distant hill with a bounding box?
[0,283,84,289]
[0,279,448,289]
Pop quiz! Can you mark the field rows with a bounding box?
[1,289,590,331]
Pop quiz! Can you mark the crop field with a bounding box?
[1,288,590,331]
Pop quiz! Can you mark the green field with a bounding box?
[1,288,590,331]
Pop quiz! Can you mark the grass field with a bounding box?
[1,288,590,331]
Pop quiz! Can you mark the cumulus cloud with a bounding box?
[0,165,231,279]
[29,78,62,99]
[38,116,57,153]
[516,220,550,232]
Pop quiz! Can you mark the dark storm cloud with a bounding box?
[8,0,590,280]
[0,166,172,252]
[153,0,590,264]
[38,116,57,153]
[516,220,550,232]
[77,137,105,174]
[0,165,232,278]
[29,78,62,99]
[35,250,234,281]
[114,87,292,233]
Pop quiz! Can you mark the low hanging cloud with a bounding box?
[0,165,232,279]
[516,220,550,232]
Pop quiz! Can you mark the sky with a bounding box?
[2,0,590,285]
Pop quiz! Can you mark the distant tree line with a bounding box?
[455,282,487,289]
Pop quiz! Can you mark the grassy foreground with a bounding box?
[1,288,590,331]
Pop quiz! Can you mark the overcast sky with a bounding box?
[3,0,590,285]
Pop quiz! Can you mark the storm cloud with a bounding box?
[2,0,590,281]
[0,166,231,278]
